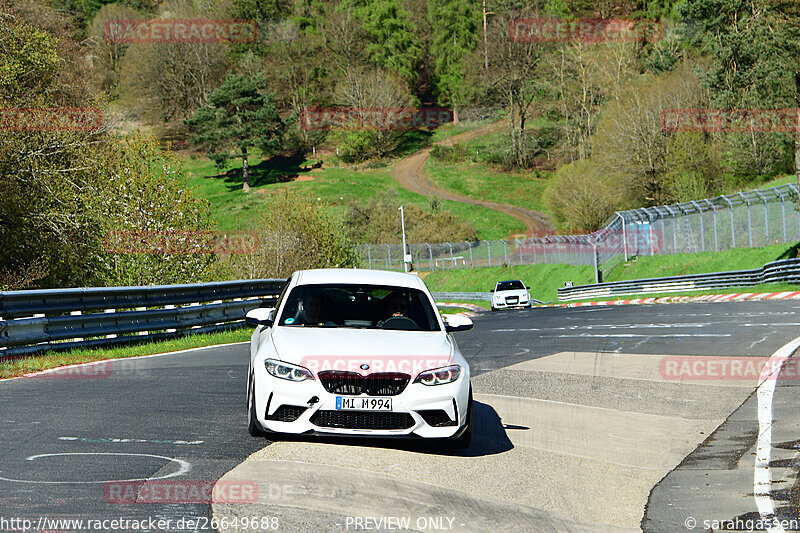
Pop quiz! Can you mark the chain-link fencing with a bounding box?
[356,184,800,279]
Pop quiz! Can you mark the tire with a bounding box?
[491,306,497,312]
[247,373,268,438]
[448,388,473,450]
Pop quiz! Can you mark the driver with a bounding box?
[384,292,408,318]
[297,292,325,326]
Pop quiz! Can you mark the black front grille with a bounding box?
[310,410,414,430]
[417,409,456,427]
[318,371,410,396]
[266,405,307,422]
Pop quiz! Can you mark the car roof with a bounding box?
[294,268,426,290]
[497,280,524,284]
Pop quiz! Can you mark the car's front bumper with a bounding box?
[492,300,530,309]
[252,366,470,439]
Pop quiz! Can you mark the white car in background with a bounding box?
[245,269,474,449]
[491,280,532,311]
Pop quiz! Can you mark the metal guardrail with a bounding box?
[557,258,800,302]
[432,292,544,305]
[431,292,492,301]
[0,280,287,357]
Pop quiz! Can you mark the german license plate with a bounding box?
[336,397,392,411]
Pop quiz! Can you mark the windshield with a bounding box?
[278,284,440,331]
[496,281,525,291]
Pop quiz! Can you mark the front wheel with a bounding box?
[491,306,497,312]
[447,388,473,450]
[247,373,268,438]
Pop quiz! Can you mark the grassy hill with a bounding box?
[180,150,527,240]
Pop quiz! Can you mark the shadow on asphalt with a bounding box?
[257,401,514,458]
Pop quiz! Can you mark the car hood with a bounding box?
[268,327,455,375]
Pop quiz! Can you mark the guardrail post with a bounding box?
[592,240,600,283]
[779,192,788,242]
[789,184,800,236]
[104,308,117,338]
[738,192,753,248]
[705,200,718,252]
[385,244,392,270]
[515,238,523,264]
[465,241,474,268]
[664,206,679,253]
[532,239,537,264]
[500,239,508,265]
[446,242,455,268]
[366,244,372,269]
[483,240,491,266]
[722,196,735,249]
[691,201,704,252]
[620,214,628,262]
[754,191,769,245]
[426,243,434,271]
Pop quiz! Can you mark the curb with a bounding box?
[436,302,484,315]
[539,291,800,308]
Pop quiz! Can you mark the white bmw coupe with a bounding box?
[245,269,474,449]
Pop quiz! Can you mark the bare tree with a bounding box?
[87,3,139,94]
[484,12,544,168]
[118,0,229,124]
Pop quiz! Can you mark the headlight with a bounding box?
[414,365,461,386]
[265,359,314,382]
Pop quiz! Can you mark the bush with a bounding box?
[229,191,359,278]
[430,144,468,164]
[344,192,478,244]
[543,160,619,232]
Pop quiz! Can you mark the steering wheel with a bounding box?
[380,316,420,331]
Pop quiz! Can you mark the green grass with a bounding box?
[564,282,800,305]
[429,120,492,143]
[0,328,251,379]
[422,264,596,304]
[606,242,798,282]
[182,153,525,239]
[755,174,796,189]
[426,159,551,214]
[421,242,800,303]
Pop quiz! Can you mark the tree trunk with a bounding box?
[453,104,459,125]
[242,145,250,193]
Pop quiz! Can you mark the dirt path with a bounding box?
[392,121,553,236]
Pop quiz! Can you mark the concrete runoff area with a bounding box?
[213,352,757,532]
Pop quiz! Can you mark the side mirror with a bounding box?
[489,288,494,292]
[444,314,473,333]
[246,307,275,327]
[526,286,531,290]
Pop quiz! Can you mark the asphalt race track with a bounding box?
[3,301,800,532]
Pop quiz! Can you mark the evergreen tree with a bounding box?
[186,74,286,192]
[429,0,480,122]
